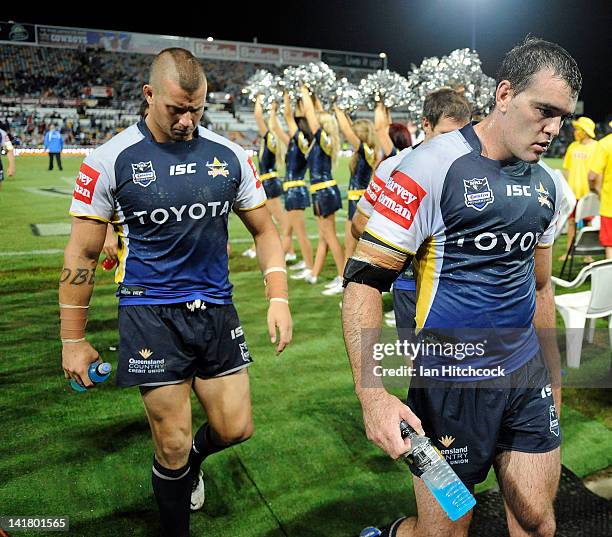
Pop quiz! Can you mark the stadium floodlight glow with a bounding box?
[207,36,214,42]
[379,52,388,70]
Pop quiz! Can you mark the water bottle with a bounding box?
[101,257,117,271]
[69,361,112,392]
[400,420,476,521]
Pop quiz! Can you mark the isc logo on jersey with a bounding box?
[170,163,197,175]
[73,162,101,204]
[373,171,427,230]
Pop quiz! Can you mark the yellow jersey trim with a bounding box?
[363,228,415,255]
[69,213,110,224]
[414,237,437,330]
[236,200,267,212]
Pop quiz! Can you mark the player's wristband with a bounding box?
[263,267,288,301]
[60,304,88,340]
[269,298,289,304]
[61,338,86,344]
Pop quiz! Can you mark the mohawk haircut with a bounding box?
[150,48,206,93]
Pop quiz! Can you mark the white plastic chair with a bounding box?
[559,193,604,278]
[551,259,612,368]
[554,170,576,240]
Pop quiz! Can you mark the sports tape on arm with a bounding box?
[263,267,289,302]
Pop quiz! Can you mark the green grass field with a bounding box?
[0,155,610,537]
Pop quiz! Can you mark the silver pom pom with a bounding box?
[284,61,336,103]
[331,77,364,114]
[405,48,496,121]
[359,70,412,110]
[242,70,283,111]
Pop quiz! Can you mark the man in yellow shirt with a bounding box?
[560,116,597,260]
[589,121,612,258]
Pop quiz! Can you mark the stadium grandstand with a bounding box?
[0,23,390,151]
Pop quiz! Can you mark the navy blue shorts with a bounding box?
[348,200,359,220]
[392,287,416,330]
[263,178,283,199]
[312,185,342,217]
[407,352,561,486]
[284,185,310,211]
[117,302,253,387]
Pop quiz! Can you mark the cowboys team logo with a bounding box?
[131,161,157,187]
[464,177,495,211]
[206,157,229,178]
[536,181,553,209]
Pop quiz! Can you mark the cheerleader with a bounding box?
[243,95,294,260]
[268,94,315,280]
[335,107,378,259]
[374,101,412,158]
[300,86,345,295]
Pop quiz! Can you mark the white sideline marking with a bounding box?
[20,187,72,198]
[231,235,319,244]
[0,249,64,257]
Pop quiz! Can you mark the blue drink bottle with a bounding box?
[400,420,476,521]
[69,361,112,392]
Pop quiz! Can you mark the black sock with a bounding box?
[151,457,191,537]
[188,423,228,478]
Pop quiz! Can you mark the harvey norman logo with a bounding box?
[73,163,101,204]
[373,171,427,230]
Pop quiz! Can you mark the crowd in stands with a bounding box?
[0,107,137,146]
[0,45,283,105]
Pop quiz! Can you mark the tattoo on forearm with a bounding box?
[59,268,96,285]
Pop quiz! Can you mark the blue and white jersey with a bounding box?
[358,146,415,291]
[285,130,309,180]
[307,127,334,184]
[258,131,277,175]
[366,123,563,378]
[349,142,376,191]
[69,119,266,306]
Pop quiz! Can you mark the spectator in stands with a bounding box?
[44,124,64,171]
[589,120,612,258]
[559,116,597,261]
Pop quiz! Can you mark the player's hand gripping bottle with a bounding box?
[69,361,112,392]
[101,257,117,271]
[400,420,476,521]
